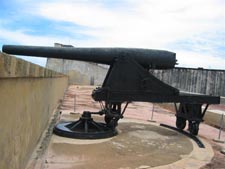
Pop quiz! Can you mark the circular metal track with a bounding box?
[53,111,118,139]
[160,123,205,148]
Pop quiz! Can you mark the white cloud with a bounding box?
[1,0,224,68]
[177,51,225,69]
[0,27,64,46]
[35,0,223,47]
[0,27,75,66]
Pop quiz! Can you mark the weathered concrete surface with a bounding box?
[204,110,225,127]
[153,68,225,96]
[46,43,108,85]
[0,52,64,78]
[46,58,108,85]
[45,121,195,169]
[0,52,68,169]
[28,116,214,169]
[26,85,224,169]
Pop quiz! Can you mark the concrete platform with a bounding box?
[47,121,212,169]
[28,116,214,169]
[26,85,225,169]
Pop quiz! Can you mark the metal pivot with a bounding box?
[103,102,128,127]
[53,111,118,139]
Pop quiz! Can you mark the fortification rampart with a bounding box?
[0,52,68,169]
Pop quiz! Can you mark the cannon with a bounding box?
[2,45,176,69]
[2,45,220,139]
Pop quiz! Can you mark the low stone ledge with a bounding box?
[204,109,225,128]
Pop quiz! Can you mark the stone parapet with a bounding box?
[0,52,68,169]
[0,52,64,78]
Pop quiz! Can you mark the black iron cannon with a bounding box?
[2,45,220,139]
[2,45,176,69]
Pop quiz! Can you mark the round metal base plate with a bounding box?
[53,112,118,139]
[54,121,117,139]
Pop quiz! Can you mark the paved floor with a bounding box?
[26,85,225,169]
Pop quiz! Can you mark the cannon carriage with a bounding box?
[2,45,220,138]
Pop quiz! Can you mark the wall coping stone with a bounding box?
[0,52,66,78]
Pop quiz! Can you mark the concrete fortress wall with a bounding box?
[46,43,108,86]
[0,52,68,169]
[46,58,108,85]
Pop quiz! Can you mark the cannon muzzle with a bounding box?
[2,45,176,69]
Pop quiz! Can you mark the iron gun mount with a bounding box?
[2,45,220,139]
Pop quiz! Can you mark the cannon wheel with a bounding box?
[176,117,186,130]
[189,121,199,136]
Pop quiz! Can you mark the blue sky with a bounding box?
[0,0,224,69]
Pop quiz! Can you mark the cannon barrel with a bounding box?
[2,45,176,69]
